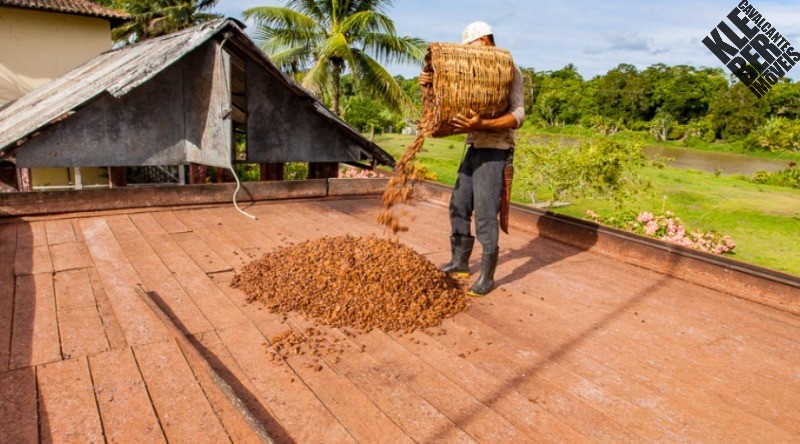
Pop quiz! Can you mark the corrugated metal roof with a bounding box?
[0,18,396,168]
[0,0,130,21]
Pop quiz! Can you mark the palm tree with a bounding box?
[111,0,222,43]
[244,0,425,116]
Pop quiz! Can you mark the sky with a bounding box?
[215,0,800,80]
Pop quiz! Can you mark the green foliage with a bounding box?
[746,117,800,152]
[747,163,800,188]
[342,91,402,133]
[514,137,651,208]
[284,162,308,180]
[244,0,425,117]
[708,81,768,139]
[110,0,221,42]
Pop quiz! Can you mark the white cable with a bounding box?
[220,33,258,221]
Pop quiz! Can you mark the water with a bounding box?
[642,145,788,175]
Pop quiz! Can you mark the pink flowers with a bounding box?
[586,210,737,255]
[339,166,384,179]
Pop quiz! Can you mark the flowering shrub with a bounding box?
[585,210,737,255]
[339,166,384,179]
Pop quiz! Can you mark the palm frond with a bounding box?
[244,7,322,35]
[351,50,417,117]
[361,33,426,66]
[339,10,395,37]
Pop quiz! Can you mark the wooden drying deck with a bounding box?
[1,194,799,442]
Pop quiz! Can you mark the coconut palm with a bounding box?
[111,0,222,43]
[244,0,425,116]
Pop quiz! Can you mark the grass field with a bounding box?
[374,132,800,276]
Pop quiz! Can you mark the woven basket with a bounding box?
[420,42,515,138]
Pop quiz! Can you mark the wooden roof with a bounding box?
[0,0,129,24]
[1,187,798,441]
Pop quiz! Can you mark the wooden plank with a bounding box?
[437,315,659,441]
[105,215,213,335]
[90,348,166,443]
[129,213,248,330]
[79,217,169,346]
[171,212,254,273]
[50,242,93,273]
[0,224,17,370]
[133,339,229,442]
[467,272,797,440]
[135,287,271,443]
[242,317,417,442]
[10,274,60,370]
[86,268,127,351]
[14,245,54,276]
[277,316,475,443]
[58,306,109,360]
[354,330,531,442]
[54,269,95,311]
[375,324,589,442]
[17,221,48,247]
[171,231,234,274]
[37,358,104,443]
[191,331,276,444]
[0,368,38,442]
[45,219,77,246]
[150,211,190,234]
[216,324,356,443]
[499,255,800,431]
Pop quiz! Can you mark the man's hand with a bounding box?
[452,109,484,131]
[419,72,433,86]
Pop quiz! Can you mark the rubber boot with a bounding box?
[468,252,499,296]
[439,235,474,278]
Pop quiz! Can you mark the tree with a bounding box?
[244,0,425,116]
[107,0,221,43]
[708,81,767,139]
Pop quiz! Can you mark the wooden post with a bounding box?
[259,163,284,181]
[108,167,127,188]
[190,163,207,185]
[215,167,235,183]
[307,162,339,180]
[16,167,32,192]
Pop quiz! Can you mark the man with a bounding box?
[421,21,525,296]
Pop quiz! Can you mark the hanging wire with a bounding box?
[219,32,258,221]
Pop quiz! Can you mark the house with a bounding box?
[0,19,395,193]
[0,0,129,191]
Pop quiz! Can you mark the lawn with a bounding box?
[373,133,800,276]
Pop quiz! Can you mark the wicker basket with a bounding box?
[420,42,515,137]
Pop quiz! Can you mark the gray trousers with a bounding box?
[449,147,508,254]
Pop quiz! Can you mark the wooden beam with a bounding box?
[259,163,284,181]
[108,167,127,188]
[16,168,31,192]
[190,164,207,185]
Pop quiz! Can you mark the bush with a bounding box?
[514,137,651,208]
[747,163,800,188]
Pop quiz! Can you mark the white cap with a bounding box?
[461,21,493,44]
